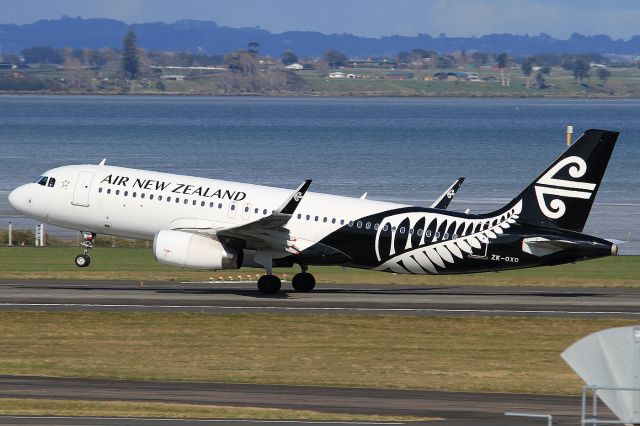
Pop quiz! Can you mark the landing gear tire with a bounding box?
[75,254,91,268]
[257,275,282,295]
[292,272,316,292]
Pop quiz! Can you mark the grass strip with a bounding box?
[0,311,634,395]
[0,398,438,421]
[0,247,638,287]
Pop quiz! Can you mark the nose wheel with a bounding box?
[75,254,91,267]
[75,231,95,268]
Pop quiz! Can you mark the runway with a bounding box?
[0,279,638,318]
[0,376,600,426]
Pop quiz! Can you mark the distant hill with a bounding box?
[1,17,640,57]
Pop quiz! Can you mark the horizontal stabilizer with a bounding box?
[521,237,578,257]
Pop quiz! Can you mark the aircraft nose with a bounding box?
[8,185,31,212]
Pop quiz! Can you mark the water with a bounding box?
[0,95,638,253]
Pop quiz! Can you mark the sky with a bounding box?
[3,0,640,39]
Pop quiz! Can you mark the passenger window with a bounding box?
[435,232,441,238]
[453,234,458,239]
[263,209,267,214]
[348,221,354,227]
[167,196,171,202]
[392,226,397,232]
[297,214,302,219]
[124,191,128,196]
[219,203,223,209]
[184,199,189,204]
[98,187,103,193]
[158,195,162,201]
[444,233,449,240]
[323,217,327,223]
[374,223,379,230]
[340,220,344,225]
[256,208,259,214]
[332,218,336,224]
[426,230,432,237]
[116,190,120,195]
[383,225,388,231]
[399,227,405,234]
[315,216,319,222]
[365,222,371,229]
[175,198,180,203]
[231,204,235,210]
[47,178,56,187]
[357,221,363,229]
[107,188,111,194]
[409,228,414,235]
[306,215,310,220]
[201,201,205,207]
[244,206,249,212]
[132,192,136,198]
[141,193,145,199]
[210,202,214,207]
[417,229,423,236]
[149,194,153,200]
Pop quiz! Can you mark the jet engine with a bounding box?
[153,230,241,270]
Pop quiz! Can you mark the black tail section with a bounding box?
[497,129,618,232]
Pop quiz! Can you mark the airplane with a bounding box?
[8,129,618,295]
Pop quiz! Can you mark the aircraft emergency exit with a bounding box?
[9,129,619,294]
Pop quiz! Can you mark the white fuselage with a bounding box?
[9,164,406,258]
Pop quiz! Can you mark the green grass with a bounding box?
[0,311,633,395]
[0,247,637,287]
[7,65,640,97]
[0,398,437,422]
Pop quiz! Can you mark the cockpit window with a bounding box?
[34,176,56,187]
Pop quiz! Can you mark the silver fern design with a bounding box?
[374,201,523,274]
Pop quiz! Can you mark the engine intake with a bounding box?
[153,230,241,270]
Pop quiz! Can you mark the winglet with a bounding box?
[99,158,106,166]
[430,177,465,209]
[277,180,312,215]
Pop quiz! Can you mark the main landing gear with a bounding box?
[74,231,94,268]
[256,265,316,295]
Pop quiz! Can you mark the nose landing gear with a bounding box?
[75,231,94,268]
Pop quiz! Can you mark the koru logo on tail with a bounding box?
[534,156,596,219]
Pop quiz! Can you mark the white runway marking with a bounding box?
[0,416,403,424]
[0,302,637,316]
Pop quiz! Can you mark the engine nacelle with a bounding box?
[153,230,241,270]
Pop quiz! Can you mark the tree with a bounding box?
[281,50,298,66]
[497,52,509,86]
[470,52,488,68]
[535,66,551,89]
[122,30,140,80]
[521,57,534,88]
[323,49,348,69]
[247,41,260,56]
[597,68,611,84]
[573,57,590,84]
[21,46,64,64]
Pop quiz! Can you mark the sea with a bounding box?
[0,95,638,253]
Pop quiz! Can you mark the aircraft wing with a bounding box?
[430,177,465,209]
[216,180,312,254]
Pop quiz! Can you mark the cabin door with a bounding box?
[72,171,95,207]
